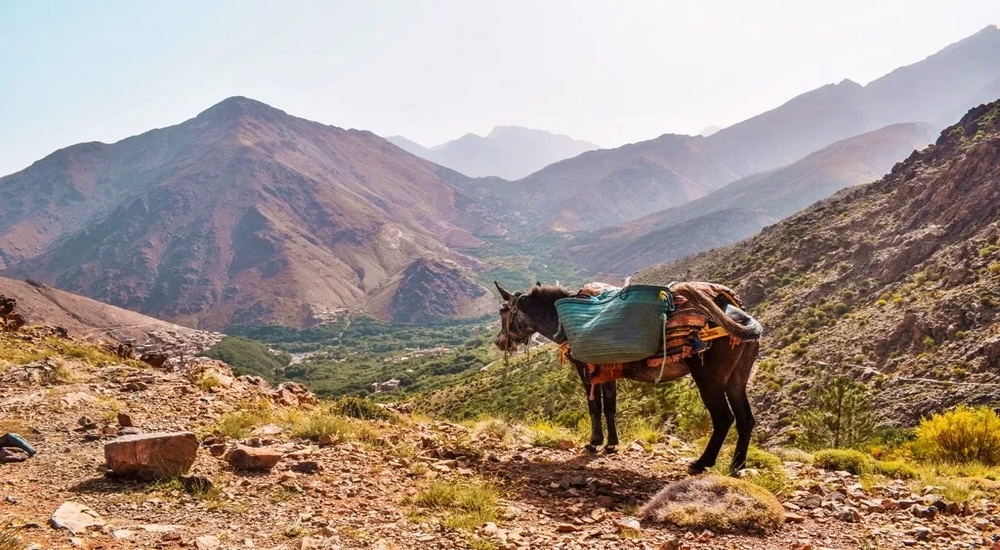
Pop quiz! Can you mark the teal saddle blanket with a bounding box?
[553,284,675,365]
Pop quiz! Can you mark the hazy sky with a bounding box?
[2,1,1000,176]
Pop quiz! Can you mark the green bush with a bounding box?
[796,376,876,449]
[813,449,915,478]
[198,336,290,383]
[332,396,396,422]
[913,406,1000,465]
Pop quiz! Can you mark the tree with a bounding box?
[797,375,876,449]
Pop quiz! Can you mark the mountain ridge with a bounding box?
[0,96,499,330]
[386,125,598,180]
[479,26,1000,232]
[561,122,938,274]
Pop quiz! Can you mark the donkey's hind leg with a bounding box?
[574,361,604,453]
[687,380,734,475]
[601,380,619,454]
[725,342,759,473]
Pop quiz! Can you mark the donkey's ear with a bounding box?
[494,281,513,301]
[536,281,542,287]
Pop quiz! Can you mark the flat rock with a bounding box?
[226,444,283,472]
[195,535,221,549]
[104,432,198,479]
[50,501,106,535]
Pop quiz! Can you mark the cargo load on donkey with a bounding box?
[552,281,758,391]
[494,280,763,474]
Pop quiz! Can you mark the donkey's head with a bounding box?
[493,281,569,351]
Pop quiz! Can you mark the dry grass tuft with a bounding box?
[639,475,784,533]
[412,479,500,531]
[0,523,22,550]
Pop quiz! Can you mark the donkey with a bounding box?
[494,281,762,475]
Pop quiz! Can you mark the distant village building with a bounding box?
[371,378,401,393]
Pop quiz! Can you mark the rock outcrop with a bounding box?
[104,432,199,479]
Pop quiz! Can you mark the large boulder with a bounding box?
[104,432,199,479]
[225,444,283,472]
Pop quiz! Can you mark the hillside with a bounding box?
[636,100,1000,430]
[0,97,502,330]
[387,126,598,180]
[0,276,202,342]
[4,324,999,550]
[562,122,937,274]
[362,258,494,324]
[483,26,1000,232]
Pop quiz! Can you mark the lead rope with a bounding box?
[655,312,668,383]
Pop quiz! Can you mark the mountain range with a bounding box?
[560,122,938,274]
[0,98,497,329]
[477,25,1000,233]
[386,126,598,180]
[636,99,1000,428]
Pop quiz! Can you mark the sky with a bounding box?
[2,1,1000,176]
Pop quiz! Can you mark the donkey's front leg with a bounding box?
[601,380,619,454]
[574,361,604,453]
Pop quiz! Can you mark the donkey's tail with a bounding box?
[670,282,763,340]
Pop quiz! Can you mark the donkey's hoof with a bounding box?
[603,445,618,455]
[584,444,601,455]
[686,462,709,475]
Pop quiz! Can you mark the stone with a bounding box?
[209,444,227,457]
[195,535,221,549]
[555,523,579,533]
[291,461,321,474]
[50,501,106,534]
[117,412,135,427]
[784,512,806,524]
[104,432,198,479]
[226,444,283,472]
[614,517,641,532]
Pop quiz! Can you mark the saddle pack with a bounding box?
[556,282,745,392]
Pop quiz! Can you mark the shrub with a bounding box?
[196,372,223,392]
[796,376,876,449]
[913,406,1000,466]
[813,449,915,478]
[639,475,783,533]
[331,396,395,422]
[471,417,513,442]
[527,421,575,448]
[213,399,274,438]
[813,449,873,474]
[198,336,289,383]
[413,480,499,531]
[288,409,357,442]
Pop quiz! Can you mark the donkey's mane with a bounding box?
[523,284,572,302]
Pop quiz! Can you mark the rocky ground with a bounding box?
[2,330,1000,550]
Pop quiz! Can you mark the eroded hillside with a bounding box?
[637,100,1000,431]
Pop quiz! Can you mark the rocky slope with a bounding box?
[484,26,1000,232]
[0,97,503,329]
[2,329,998,550]
[562,123,937,274]
[0,276,215,344]
[387,127,598,180]
[362,259,494,324]
[636,100,1000,430]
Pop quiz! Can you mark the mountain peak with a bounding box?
[196,96,289,123]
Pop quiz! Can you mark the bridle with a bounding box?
[495,292,533,366]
